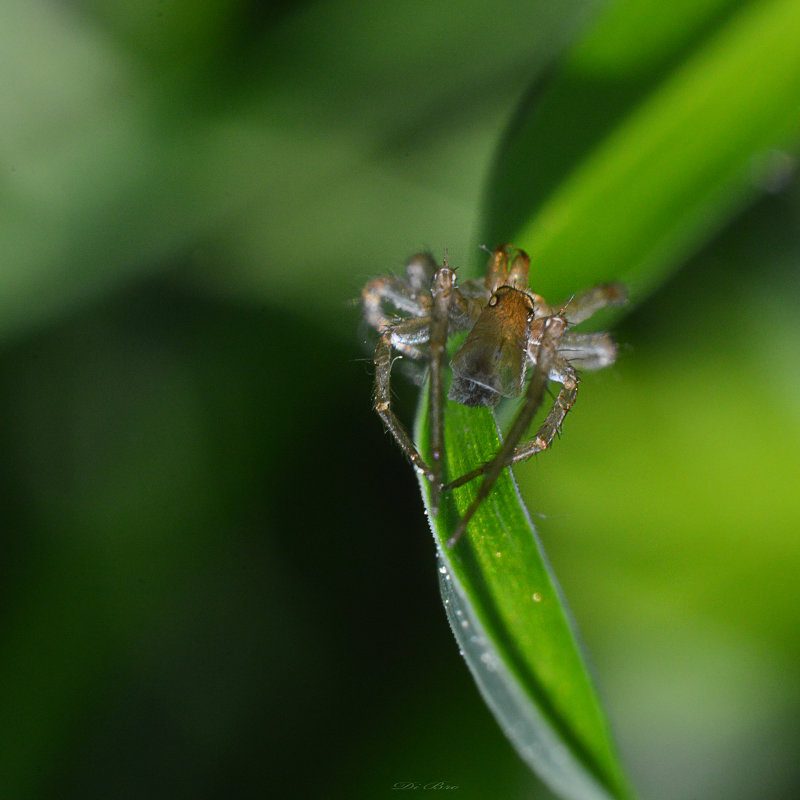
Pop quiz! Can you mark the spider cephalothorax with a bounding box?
[362,244,625,545]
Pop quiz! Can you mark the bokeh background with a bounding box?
[1,1,799,799]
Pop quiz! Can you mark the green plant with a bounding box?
[414,1,800,797]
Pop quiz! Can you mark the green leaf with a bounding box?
[482,0,800,301]
[416,388,631,800]
[412,1,800,798]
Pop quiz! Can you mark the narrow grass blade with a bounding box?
[416,391,632,800]
[410,2,800,797]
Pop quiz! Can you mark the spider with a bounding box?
[362,244,626,547]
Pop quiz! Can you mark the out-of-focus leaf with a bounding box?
[0,0,598,341]
[481,0,800,302]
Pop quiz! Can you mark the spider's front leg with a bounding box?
[362,254,437,314]
[373,316,436,484]
[427,267,457,514]
[367,260,465,515]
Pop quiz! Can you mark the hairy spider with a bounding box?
[362,244,626,546]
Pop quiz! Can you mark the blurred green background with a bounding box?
[1,1,799,799]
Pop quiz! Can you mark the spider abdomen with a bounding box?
[447,286,533,408]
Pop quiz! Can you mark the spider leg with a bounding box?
[505,357,578,464]
[366,257,478,515]
[362,253,436,331]
[443,284,623,496]
[446,316,565,547]
[373,317,435,482]
[560,331,617,370]
[427,268,457,514]
[562,282,626,325]
[443,355,579,493]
